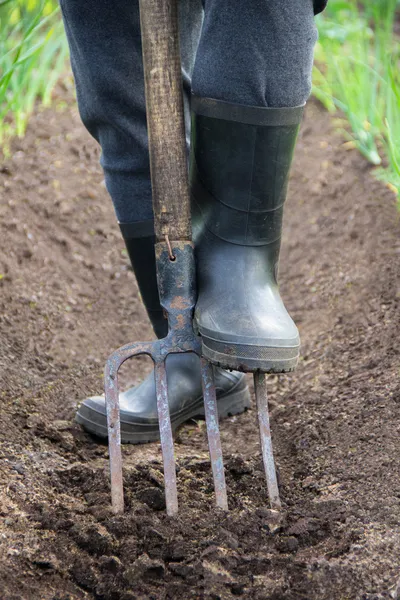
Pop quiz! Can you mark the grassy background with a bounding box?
[314,0,400,203]
[0,0,399,203]
[0,0,68,150]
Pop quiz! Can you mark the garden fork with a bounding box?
[104,0,281,516]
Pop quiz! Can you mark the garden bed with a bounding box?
[0,93,399,599]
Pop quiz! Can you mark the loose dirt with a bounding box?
[0,87,399,600]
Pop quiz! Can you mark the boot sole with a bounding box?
[75,377,251,444]
[201,336,299,373]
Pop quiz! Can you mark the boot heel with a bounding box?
[202,337,300,374]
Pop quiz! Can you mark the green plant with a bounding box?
[375,56,400,206]
[313,0,400,201]
[0,0,68,150]
[385,66,400,181]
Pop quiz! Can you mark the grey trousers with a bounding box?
[60,0,319,224]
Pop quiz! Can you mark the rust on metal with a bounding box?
[154,360,178,516]
[105,340,155,515]
[104,356,124,514]
[104,240,283,515]
[201,358,228,510]
[104,242,229,515]
[165,235,176,261]
[254,372,282,510]
[170,297,191,310]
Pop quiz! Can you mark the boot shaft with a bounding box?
[190,96,303,248]
[119,220,168,339]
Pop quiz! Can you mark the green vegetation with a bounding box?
[314,0,400,202]
[0,0,68,150]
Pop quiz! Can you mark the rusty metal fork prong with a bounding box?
[201,358,228,510]
[154,359,178,516]
[105,340,158,514]
[105,356,124,514]
[254,372,281,511]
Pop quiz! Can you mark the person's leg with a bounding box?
[60,0,203,224]
[60,0,250,442]
[190,0,318,372]
[192,0,316,108]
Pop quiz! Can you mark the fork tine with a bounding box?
[201,358,228,510]
[254,372,281,510]
[154,359,178,516]
[105,357,124,514]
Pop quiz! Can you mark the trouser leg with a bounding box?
[61,0,317,220]
[193,0,318,107]
[60,0,203,224]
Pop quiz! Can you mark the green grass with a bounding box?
[313,0,400,204]
[0,0,68,151]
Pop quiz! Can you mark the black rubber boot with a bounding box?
[76,220,250,443]
[190,97,303,373]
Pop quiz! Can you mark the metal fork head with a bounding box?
[105,241,227,515]
[104,240,280,515]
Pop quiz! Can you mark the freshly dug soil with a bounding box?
[0,88,399,600]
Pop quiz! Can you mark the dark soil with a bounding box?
[1,87,400,600]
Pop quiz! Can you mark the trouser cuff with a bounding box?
[119,219,155,239]
[191,95,305,126]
